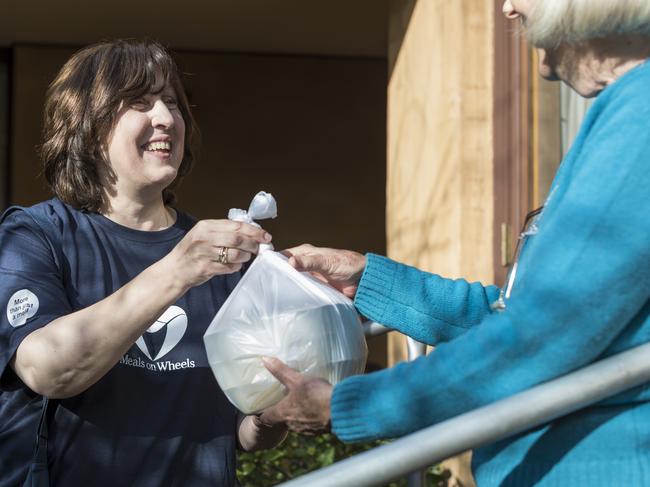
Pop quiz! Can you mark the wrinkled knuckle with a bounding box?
[231,234,244,247]
[322,255,335,269]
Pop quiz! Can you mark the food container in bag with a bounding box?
[203,192,368,414]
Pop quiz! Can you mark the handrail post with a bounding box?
[406,337,427,487]
[407,337,427,361]
[363,324,428,486]
[363,320,391,337]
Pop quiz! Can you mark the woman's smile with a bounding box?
[142,138,174,159]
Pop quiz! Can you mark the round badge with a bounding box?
[6,289,40,328]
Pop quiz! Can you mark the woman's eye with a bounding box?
[164,98,178,109]
[130,99,149,110]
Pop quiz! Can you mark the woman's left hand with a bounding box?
[259,357,333,435]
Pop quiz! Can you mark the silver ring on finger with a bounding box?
[217,246,229,265]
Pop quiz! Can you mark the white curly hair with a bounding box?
[525,0,650,48]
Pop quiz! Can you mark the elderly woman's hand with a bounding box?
[259,357,333,436]
[283,244,366,299]
[166,219,271,291]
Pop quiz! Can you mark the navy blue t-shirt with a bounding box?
[0,199,242,487]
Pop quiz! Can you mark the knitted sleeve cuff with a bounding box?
[330,375,381,442]
[353,253,399,325]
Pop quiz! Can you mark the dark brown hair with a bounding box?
[41,39,197,212]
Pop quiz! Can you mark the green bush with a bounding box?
[237,432,450,486]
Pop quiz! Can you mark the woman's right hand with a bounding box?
[283,244,366,299]
[166,219,272,291]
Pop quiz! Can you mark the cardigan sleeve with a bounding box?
[354,254,500,345]
[332,68,650,442]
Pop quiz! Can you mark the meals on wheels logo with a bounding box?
[121,305,196,372]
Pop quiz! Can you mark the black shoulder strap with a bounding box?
[35,397,53,462]
[22,398,58,487]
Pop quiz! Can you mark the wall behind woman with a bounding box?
[0,49,8,207]
[175,52,387,254]
[10,44,388,365]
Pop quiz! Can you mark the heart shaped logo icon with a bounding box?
[135,305,188,361]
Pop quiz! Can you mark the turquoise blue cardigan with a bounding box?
[331,60,650,486]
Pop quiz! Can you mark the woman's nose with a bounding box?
[502,0,520,19]
[150,100,174,128]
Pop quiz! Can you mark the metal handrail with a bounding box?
[280,341,650,487]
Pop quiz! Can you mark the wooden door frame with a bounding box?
[0,48,10,209]
[492,2,531,286]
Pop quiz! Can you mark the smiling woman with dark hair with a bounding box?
[0,39,286,487]
[40,40,198,213]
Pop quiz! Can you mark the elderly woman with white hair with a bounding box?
[258,0,650,485]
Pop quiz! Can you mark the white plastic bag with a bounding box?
[203,192,368,414]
